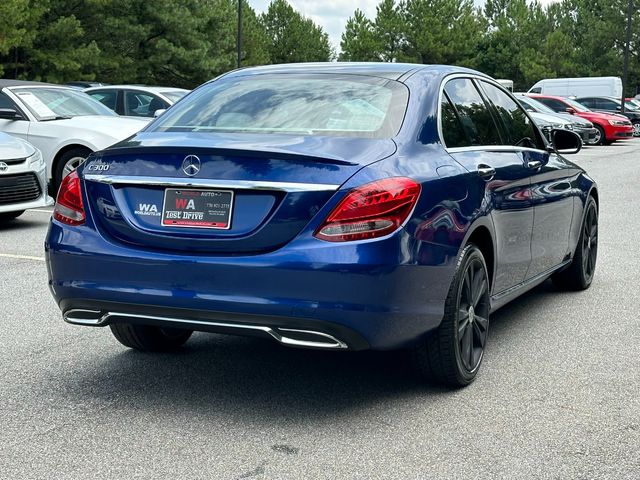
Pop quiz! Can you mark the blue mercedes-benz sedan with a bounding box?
[45,63,598,386]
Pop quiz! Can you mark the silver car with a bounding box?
[0,132,52,221]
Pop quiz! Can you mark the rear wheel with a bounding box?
[53,147,92,193]
[633,121,640,137]
[412,244,490,387]
[552,196,598,291]
[0,210,24,222]
[109,323,193,351]
[593,125,605,145]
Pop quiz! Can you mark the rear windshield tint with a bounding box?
[149,74,409,139]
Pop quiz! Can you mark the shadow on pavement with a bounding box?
[55,280,582,423]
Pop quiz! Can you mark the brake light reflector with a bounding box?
[314,177,421,242]
[53,170,85,226]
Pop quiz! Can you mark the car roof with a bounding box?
[0,79,55,88]
[575,95,621,101]
[222,62,485,82]
[85,85,189,92]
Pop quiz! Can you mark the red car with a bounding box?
[526,94,633,145]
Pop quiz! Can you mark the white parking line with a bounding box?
[0,253,45,262]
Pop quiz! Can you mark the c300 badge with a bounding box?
[87,162,110,172]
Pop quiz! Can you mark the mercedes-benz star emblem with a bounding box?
[0,162,8,172]
[181,155,201,177]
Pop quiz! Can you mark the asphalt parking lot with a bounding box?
[1,140,639,479]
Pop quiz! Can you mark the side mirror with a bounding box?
[0,108,23,120]
[549,128,582,155]
[153,109,166,118]
[616,106,622,111]
[565,107,576,115]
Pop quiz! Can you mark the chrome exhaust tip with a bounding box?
[63,309,107,326]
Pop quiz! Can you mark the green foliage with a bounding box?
[0,0,639,95]
[342,0,640,95]
[400,0,485,66]
[260,0,333,63]
[340,10,380,61]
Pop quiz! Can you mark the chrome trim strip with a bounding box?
[83,174,340,192]
[62,309,349,350]
[446,145,548,154]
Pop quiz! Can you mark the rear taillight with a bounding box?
[53,171,85,226]
[314,177,421,242]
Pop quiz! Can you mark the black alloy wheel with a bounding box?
[412,244,491,387]
[552,196,598,291]
[456,254,490,374]
[581,199,598,283]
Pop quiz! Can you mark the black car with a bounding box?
[576,96,640,137]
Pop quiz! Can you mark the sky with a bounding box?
[249,0,561,52]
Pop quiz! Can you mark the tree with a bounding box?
[399,0,485,66]
[260,0,333,64]
[374,0,404,62]
[339,9,380,61]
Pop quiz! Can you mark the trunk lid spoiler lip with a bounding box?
[102,132,399,167]
[83,174,340,193]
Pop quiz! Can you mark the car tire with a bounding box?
[0,210,24,222]
[53,147,92,193]
[109,323,193,352]
[411,244,490,387]
[552,196,598,291]
[593,125,606,145]
[633,121,640,137]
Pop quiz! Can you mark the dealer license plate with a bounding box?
[161,188,233,229]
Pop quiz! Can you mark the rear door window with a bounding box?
[480,82,544,150]
[442,78,501,147]
[88,90,117,111]
[124,91,159,117]
[440,94,470,148]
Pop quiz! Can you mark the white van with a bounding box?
[527,77,622,98]
[496,79,514,92]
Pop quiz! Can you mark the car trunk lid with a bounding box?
[82,132,396,253]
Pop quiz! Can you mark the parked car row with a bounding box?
[0,80,190,198]
[516,93,640,145]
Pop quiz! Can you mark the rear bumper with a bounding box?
[46,220,456,350]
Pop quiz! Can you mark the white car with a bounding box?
[84,85,190,118]
[0,132,52,221]
[0,80,149,191]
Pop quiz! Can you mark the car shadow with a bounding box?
[56,280,574,421]
[0,216,45,231]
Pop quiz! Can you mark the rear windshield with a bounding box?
[149,74,409,138]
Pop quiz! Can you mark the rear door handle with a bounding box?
[527,160,543,169]
[477,164,496,180]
